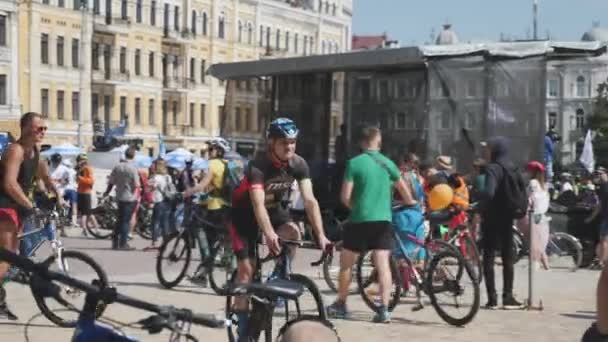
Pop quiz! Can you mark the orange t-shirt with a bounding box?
[78,165,94,193]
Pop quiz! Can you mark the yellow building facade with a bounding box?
[14,0,352,155]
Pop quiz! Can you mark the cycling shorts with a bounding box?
[229,207,292,260]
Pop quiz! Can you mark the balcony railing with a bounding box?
[162,76,188,90]
[92,69,131,83]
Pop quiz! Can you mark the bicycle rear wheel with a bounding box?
[549,232,583,271]
[156,232,192,289]
[426,250,480,326]
[356,252,401,313]
[136,207,153,240]
[32,250,108,328]
[87,210,114,239]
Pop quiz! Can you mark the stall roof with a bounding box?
[208,41,607,80]
[207,46,424,80]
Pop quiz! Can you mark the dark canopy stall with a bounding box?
[208,41,606,200]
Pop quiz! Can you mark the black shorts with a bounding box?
[229,207,291,261]
[77,193,92,215]
[342,221,394,253]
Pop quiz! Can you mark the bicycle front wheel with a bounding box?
[289,273,327,321]
[156,233,192,289]
[426,250,480,326]
[209,242,237,295]
[356,252,401,313]
[32,250,109,328]
[549,232,583,271]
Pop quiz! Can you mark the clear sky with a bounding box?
[353,0,608,45]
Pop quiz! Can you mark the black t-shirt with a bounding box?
[233,153,310,216]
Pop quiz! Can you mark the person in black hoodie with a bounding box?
[480,137,524,310]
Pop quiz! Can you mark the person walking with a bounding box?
[479,137,526,310]
[520,161,551,270]
[145,159,174,250]
[326,126,417,323]
[62,159,79,228]
[49,153,70,237]
[76,154,96,237]
[104,147,140,250]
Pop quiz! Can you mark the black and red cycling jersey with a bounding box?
[232,153,310,212]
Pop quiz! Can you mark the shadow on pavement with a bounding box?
[111,280,216,296]
[561,312,596,320]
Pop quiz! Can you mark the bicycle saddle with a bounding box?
[228,278,304,300]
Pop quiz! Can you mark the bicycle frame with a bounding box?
[17,210,66,275]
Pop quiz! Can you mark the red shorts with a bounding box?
[0,208,22,232]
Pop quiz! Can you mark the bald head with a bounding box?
[279,320,339,342]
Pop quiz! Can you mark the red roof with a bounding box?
[352,34,387,50]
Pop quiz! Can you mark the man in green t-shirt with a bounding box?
[327,126,417,323]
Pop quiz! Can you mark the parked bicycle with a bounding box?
[0,247,227,342]
[357,205,480,327]
[8,205,108,327]
[156,195,235,294]
[511,224,583,271]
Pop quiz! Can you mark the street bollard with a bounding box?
[527,209,543,311]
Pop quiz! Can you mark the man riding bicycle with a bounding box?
[229,118,331,341]
[184,137,232,285]
[0,112,62,320]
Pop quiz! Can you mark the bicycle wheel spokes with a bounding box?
[356,252,401,312]
[156,234,192,289]
[33,250,108,327]
[426,252,480,326]
[549,233,583,271]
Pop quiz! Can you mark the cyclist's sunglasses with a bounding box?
[35,126,48,133]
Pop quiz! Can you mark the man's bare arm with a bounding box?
[340,180,353,209]
[250,188,273,237]
[2,145,32,209]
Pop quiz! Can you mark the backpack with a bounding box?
[161,175,177,202]
[220,159,246,206]
[499,164,528,219]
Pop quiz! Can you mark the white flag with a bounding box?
[580,130,595,173]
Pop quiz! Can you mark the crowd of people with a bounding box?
[3,112,608,342]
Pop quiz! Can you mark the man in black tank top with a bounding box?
[0,112,61,321]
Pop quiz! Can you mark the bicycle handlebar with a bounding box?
[0,248,228,329]
[310,244,333,267]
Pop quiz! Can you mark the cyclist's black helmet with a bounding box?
[267,118,299,140]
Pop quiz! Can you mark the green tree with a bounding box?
[589,80,608,167]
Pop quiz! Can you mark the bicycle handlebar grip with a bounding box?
[173,309,228,328]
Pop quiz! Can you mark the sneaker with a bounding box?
[128,234,134,241]
[483,299,499,310]
[116,244,136,251]
[372,309,391,324]
[0,304,17,321]
[326,301,350,319]
[502,295,524,310]
[190,273,209,288]
[274,297,285,309]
